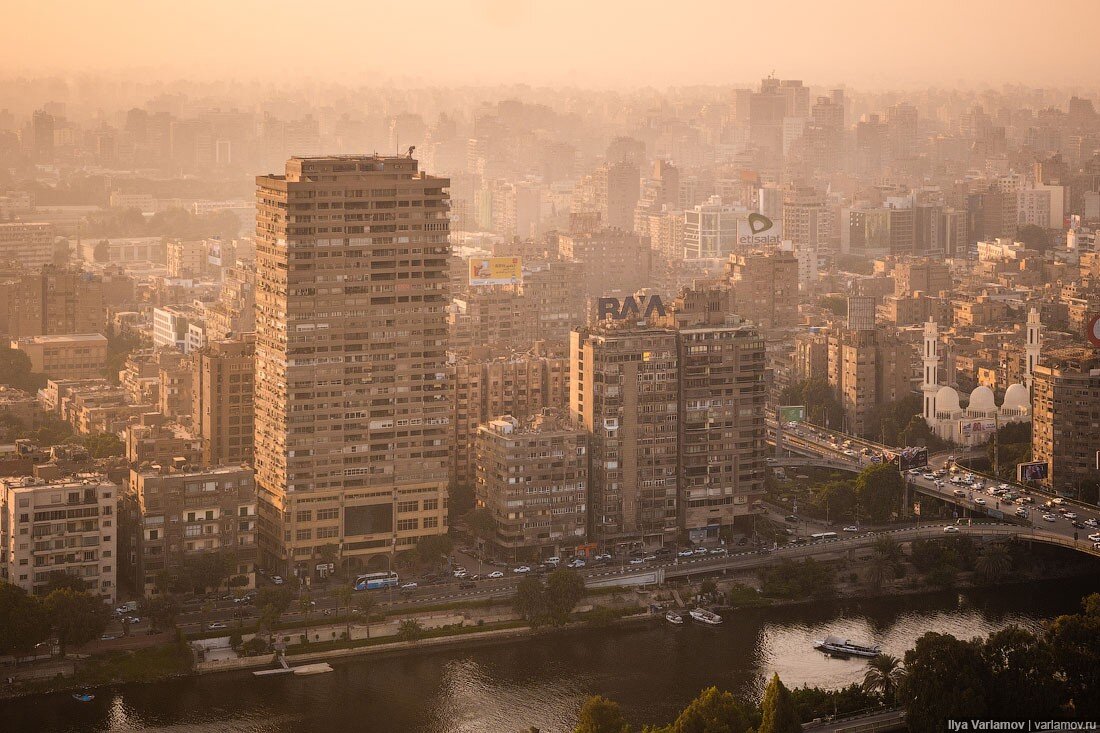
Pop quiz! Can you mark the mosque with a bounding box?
[921,308,1040,447]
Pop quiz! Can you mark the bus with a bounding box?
[810,532,838,541]
[354,571,399,591]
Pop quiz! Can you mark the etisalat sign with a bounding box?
[737,213,783,247]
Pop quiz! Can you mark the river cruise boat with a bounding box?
[813,635,881,658]
[688,608,723,625]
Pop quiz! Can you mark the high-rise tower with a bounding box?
[254,155,451,576]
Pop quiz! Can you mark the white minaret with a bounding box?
[1025,307,1042,391]
[922,318,940,425]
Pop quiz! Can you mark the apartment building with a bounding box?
[254,155,450,577]
[726,250,800,329]
[192,334,254,467]
[0,222,56,270]
[132,464,258,594]
[1031,347,1100,493]
[0,474,118,602]
[0,266,108,341]
[474,412,588,559]
[827,328,913,436]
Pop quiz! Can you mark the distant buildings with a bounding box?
[11,333,108,380]
[0,222,56,270]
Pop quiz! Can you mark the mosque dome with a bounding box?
[1002,383,1029,411]
[935,386,961,414]
[968,385,996,412]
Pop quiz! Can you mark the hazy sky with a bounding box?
[4,0,1099,90]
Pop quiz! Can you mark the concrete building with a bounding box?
[726,250,800,329]
[846,295,877,331]
[894,259,951,297]
[254,155,450,577]
[0,222,56,270]
[0,474,119,602]
[1031,347,1100,494]
[827,328,912,436]
[0,267,109,341]
[152,305,204,353]
[683,196,744,259]
[192,335,255,467]
[11,333,108,380]
[166,239,207,279]
[474,412,588,559]
[558,226,651,299]
[570,326,679,549]
[132,464,258,594]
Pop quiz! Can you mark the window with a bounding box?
[317,508,339,521]
[396,518,419,532]
[317,526,339,539]
[423,499,438,511]
[295,529,313,541]
[396,501,418,513]
[423,517,438,529]
[296,510,313,522]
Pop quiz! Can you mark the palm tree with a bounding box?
[975,543,1012,584]
[334,585,353,640]
[356,593,378,639]
[398,619,424,643]
[863,654,905,703]
[298,592,313,623]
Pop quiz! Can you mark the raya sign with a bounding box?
[469,257,522,286]
[597,295,667,320]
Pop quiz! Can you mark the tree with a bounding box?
[466,507,497,544]
[317,543,339,574]
[0,582,51,659]
[298,591,313,622]
[416,534,453,566]
[513,576,549,625]
[1046,592,1100,718]
[810,480,857,522]
[42,572,87,594]
[900,633,989,732]
[758,673,801,733]
[448,482,476,519]
[0,347,47,393]
[574,695,631,733]
[79,432,125,458]
[255,586,295,631]
[546,569,586,624]
[398,618,424,643]
[356,592,379,638]
[1016,224,1051,251]
[862,654,905,703]
[854,463,904,523]
[974,543,1012,584]
[44,588,109,655]
[670,686,751,733]
[334,585,354,639]
[780,378,844,430]
[982,626,1062,718]
[139,594,180,633]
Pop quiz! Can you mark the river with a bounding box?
[5,574,1098,733]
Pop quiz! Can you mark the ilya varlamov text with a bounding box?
[948,722,1098,731]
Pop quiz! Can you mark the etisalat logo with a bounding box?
[738,213,782,245]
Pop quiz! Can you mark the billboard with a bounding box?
[736,213,783,247]
[778,405,806,424]
[961,419,997,438]
[886,446,929,471]
[469,256,522,286]
[1017,461,1049,482]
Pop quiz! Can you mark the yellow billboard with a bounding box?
[469,256,522,286]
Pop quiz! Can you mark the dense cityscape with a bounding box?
[0,3,1099,732]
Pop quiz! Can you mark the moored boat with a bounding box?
[688,608,723,625]
[665,610,684,625]
[72,692,95,702]
[813,634,880,658]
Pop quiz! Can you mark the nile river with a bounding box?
[4,574,1097,733]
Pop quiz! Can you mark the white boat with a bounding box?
[688,608,723,625]
[813,635,880,658]
[665,610,684,625]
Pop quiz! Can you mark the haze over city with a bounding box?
[0,3,1099,732]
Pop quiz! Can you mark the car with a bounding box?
[1085,519,1099,528]
[512,566,531,574]
[207,622,228,630]
[784,515,798,523]
[545,556,561,566]
[453,570,468,578]
[943,525,960,533]
[1088,533,1100,542]
[271,576,284,585]
[953,489,967,498]
[629,557,645,565]
[842,525,860,532]
[908,468,921,475]
[693,547,708,555]
[126,616,140,624]
[400,582,419,590]
[843,449,857,457]
[100,634,117,641]
[595,553,612,561]
[677,549,694,557]
[567,558,586,568]
[1052,497,1066,505]
[1094,542,1100,550]
[487,571,505,579]
[974,497,986,505]
[1072,521,1085,529]
[1065,512,1078,520]
[710,547,728,555]
[765,457,777,464]
[947,455,957,463]
[922,473,936,480]
[458,581,476,590]
[1043,514,1058,522]
[736,537,749,547]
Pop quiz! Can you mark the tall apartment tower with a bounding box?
[254,155,451,576]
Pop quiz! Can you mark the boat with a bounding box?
[665,610,684,625]
[292,662,334,676]
[72,693,95,703]
[813,635,881,658]
[688,608,723,625]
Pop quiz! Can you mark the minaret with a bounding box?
[1025,307,1042,392]
[922,318,940,425]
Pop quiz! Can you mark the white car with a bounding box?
[842,525,860,533]
[567,559,586,568]
[677,549,694,557]
[1085,519,1099,528]
[512,566,531,574]
[693,547,708,555]
[908,469,921,475]
[545,556,561,566]
[943,525,960,533]
[922,473,936,480]
[1087,533,1100,542]
[1052,498,1065,505]
[1043,514,1058,522]
[1065,512,1078,520]
[487,571,505,579]
[208,622,228,630]
[400,582,418,590]
[594,553,612,561]
[629,557,646,565]
[974,497,986,505]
